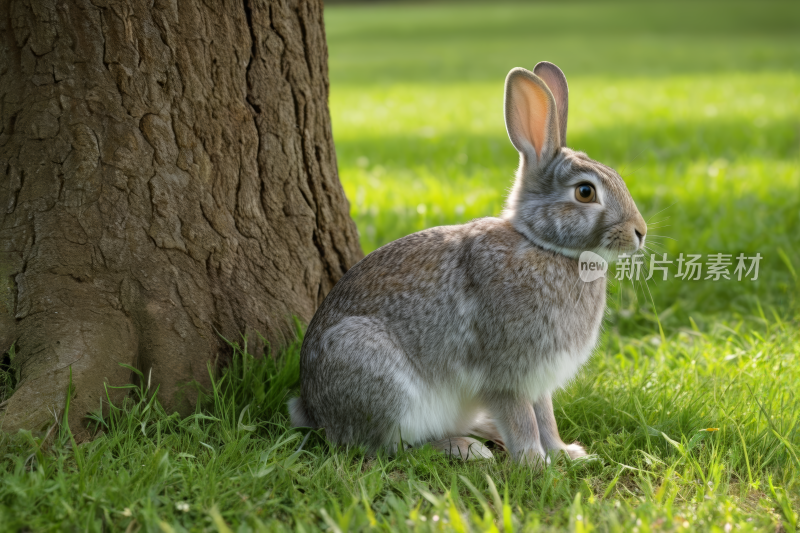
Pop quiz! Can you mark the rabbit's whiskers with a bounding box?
[646,202,676,224]
[646,233,677,242]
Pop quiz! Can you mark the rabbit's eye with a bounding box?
[575,184,596,203]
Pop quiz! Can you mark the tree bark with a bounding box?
[0,0,362,437]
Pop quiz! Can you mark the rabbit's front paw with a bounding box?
[520,447,550,470]
[564,442,587,459]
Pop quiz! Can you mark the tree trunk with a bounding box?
[0,0,362,438]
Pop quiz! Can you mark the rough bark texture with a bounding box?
[0,0,362,437]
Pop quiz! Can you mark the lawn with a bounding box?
[2,0,799,531]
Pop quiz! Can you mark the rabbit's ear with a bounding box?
[533,62,568,147]
[504,68,560,168]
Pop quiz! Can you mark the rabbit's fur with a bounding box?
[290,62,646,465]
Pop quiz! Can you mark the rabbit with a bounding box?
[289,62,647,466]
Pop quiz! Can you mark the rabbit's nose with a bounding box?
[634,227,646,248]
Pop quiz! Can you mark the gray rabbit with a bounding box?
[289,62,646,465]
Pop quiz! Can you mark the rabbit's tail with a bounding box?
[288,397,316,428]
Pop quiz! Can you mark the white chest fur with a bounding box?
[396,327,597,446]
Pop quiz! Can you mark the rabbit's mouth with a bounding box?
[590,217,647,261]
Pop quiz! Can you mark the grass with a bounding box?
[2,319,799,531]
[2,0,800,530]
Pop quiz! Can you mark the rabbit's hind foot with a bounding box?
[430,437,494,461]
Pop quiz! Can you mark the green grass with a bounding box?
[2,0,800,530]
[2,320,799,531]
